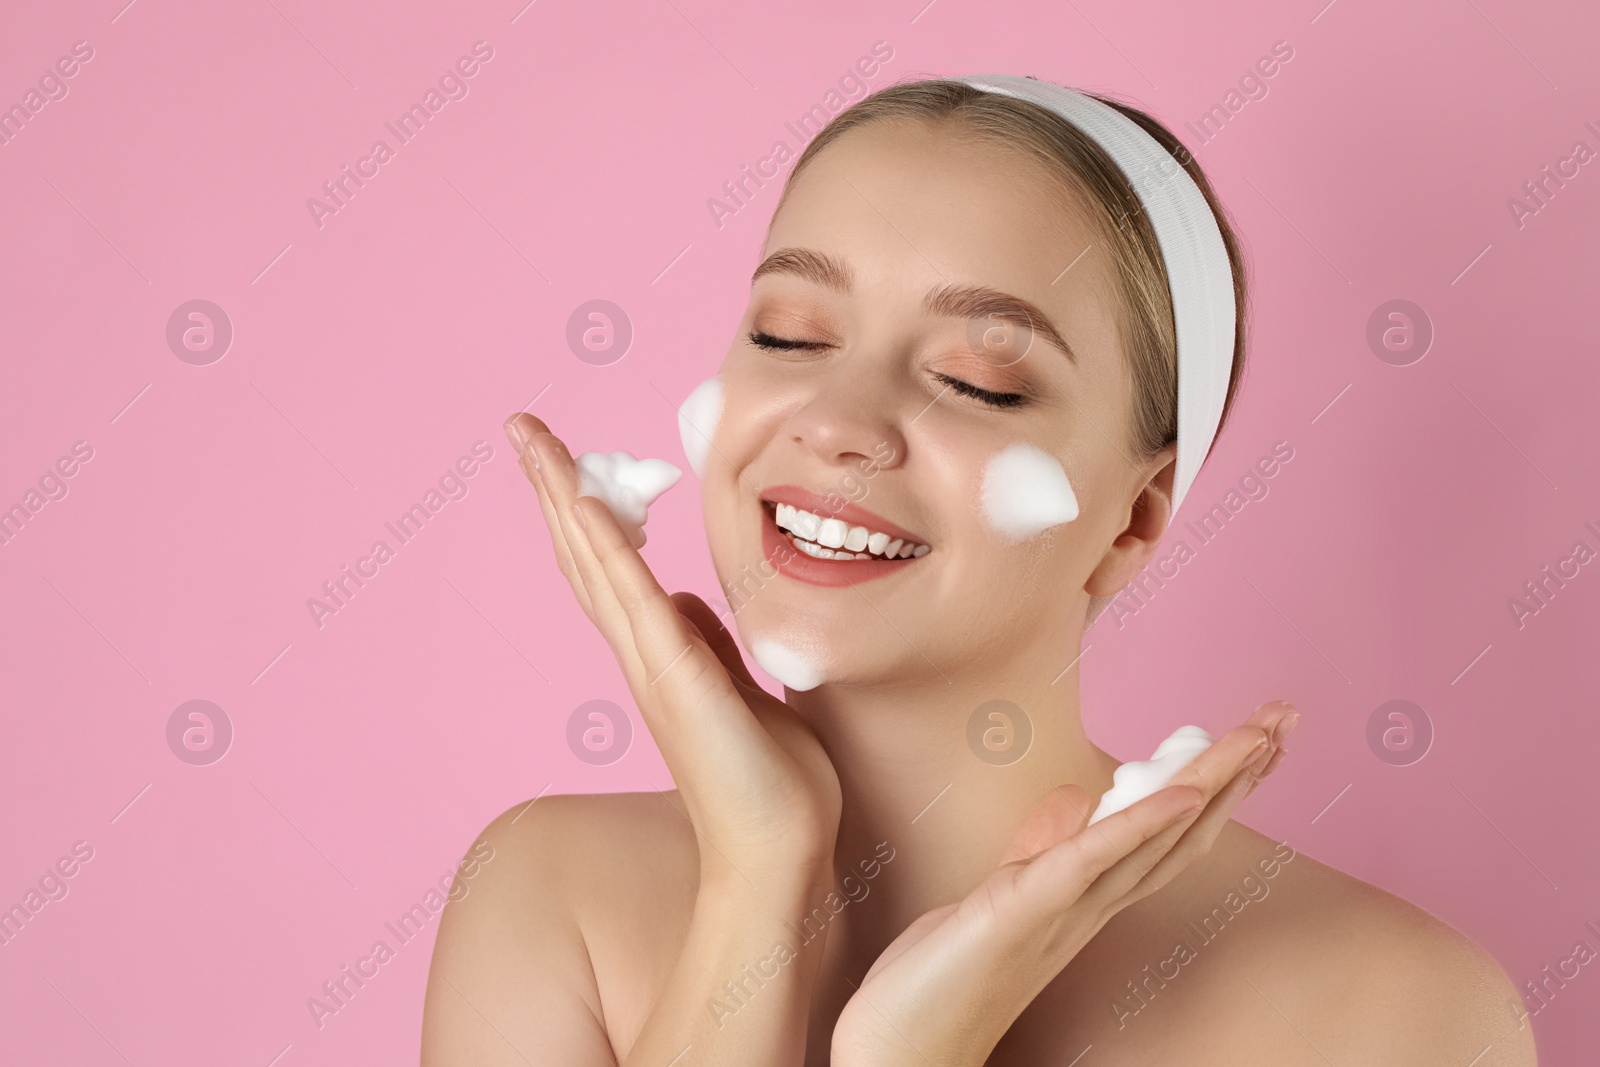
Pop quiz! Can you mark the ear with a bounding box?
[1085,445,1175,599]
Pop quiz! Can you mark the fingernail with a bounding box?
[570,500,586,529]
[503,417,529,450]
[1276,712,1301,744]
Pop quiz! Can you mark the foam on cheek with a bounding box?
[1088,725,1216,825]
[574,450,683,549]
[980,443,1079,540]
[677,376,724,478]
[749,637,826,692]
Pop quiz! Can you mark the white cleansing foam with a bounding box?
[749,637,826,692]
[677,376,724,478]
[574,450,682,549]
[980,442,1079,540]
[1088,725,1216,825]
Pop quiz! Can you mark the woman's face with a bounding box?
[698,118,1172,689]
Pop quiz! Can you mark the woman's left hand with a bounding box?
[830,701,1297,1067]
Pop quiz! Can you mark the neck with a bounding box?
[784,633,1120,981]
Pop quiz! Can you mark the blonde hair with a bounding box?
[770,76,1251,467]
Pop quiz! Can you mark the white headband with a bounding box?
[949,74,1236,522]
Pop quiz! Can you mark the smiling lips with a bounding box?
[774,502,931,560]
[759,485,930,587]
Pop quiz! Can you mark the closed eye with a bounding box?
[934,373,1028,409]
[748,331,1028,409]
[747,329,829,352]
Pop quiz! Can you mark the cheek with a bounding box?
[677,375,724,477]
[978,442,1080,540]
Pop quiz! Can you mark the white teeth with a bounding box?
[793,538,872,561]
[770,501,929,561]
[795,539,832,559]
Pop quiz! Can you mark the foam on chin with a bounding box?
[677,376,724,478]
[1088,725,1216,825]
[748,636,827,692]
[980,443,1079,540]
[574,450,683,549]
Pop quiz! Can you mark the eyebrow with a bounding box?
[750,246,1078,365]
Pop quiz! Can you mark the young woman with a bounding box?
[421,76,1535,1065]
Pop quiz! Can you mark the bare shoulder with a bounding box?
[1196,822,1538,1064]
[454,789,699,924]
[421,790,699,1066]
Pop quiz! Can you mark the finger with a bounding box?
[574,494,753,736]
[1104,715,1293,906]
[1081,725,1270,905]
[1019,783,1203,905]
[1073,706,1292,912]
[504,414,598,621]
[1172,703,1291,809]
[569,497,793,851]
[1267,702,1300,745]
[1123,755,1266,903]
[671,592,760,689]
[1241,748,1290,802]
[1168,720,1275,799]
[1001,784,1093,866]
[1253,705,1298,786]
[1242,700,1296,778]
[527,431,648,681]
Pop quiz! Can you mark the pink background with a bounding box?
[3,0,1596,1062]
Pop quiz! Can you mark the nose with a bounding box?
[785,368,908,472]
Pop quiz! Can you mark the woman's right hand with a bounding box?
[503,413,843,893]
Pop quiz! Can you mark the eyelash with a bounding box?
[746,330,1030,410]
[747,329,827,353]
[933,373,1028,409]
